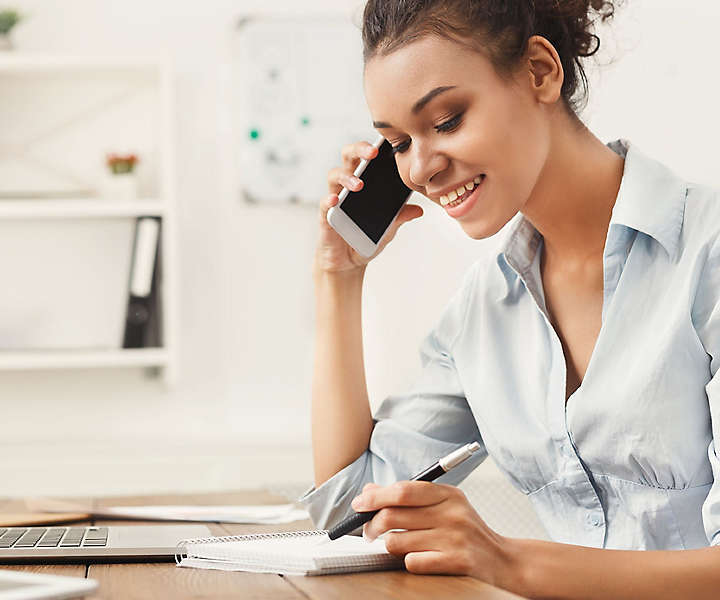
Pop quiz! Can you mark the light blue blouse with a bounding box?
[300,139,720,550]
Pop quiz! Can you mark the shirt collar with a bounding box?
[606,139,686,261]
[495,139,688,297]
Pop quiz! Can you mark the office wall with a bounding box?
[3,0,720,501]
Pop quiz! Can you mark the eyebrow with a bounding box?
[372,85,458,129]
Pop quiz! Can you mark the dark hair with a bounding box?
[362,0,618,116]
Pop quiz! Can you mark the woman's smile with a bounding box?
[442,173,486,218]
[364,34,550,240]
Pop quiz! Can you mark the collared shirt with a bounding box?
[300,139,720,550]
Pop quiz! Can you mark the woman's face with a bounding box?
[364,34,552,239]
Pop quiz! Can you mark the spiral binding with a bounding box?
[175,529,326,565]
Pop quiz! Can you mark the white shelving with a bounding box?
[0,55,177,383]
[0,199,166,218]
[0,348,168,370]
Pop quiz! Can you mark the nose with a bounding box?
[408,141,447,188]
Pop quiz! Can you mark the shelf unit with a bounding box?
[0,55,177,384]
[0,199,166,218]
[0,348,169,370]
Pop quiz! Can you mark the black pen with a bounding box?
[326,441,482,540]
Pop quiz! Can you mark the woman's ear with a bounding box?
[525,35,564,105]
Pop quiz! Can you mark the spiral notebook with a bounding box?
[175,530,403,576]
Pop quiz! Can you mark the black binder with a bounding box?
[123,217,161,348]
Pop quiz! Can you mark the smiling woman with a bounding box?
[306,1,720,599]
[361,0,623,240]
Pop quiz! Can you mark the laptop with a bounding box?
[0,524,210,563]
[0,570,97,599]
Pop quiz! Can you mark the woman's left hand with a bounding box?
[352,481,517,585]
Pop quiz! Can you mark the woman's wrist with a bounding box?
[490,537,542,598]
[312,262,367,285]
[313,262,366,322]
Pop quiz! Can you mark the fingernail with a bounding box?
[351,495,365,510]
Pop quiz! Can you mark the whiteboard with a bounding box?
[232,15,376,205]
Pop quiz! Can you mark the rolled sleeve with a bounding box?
[693,236,720,545]
[298,450,374,532]
[300,265,488,531]
[704,443,720,546]
[702,370,720,545]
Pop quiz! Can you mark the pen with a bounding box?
[326,441,482,540]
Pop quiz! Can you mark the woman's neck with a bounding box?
[521,115,626,267]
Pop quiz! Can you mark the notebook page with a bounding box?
[180,533,403,575]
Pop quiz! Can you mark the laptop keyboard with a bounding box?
[0,527,108,549]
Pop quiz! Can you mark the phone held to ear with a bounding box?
[327,135,413,258]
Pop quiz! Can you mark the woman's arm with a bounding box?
[312,141,424,487]
[513,539,720,600]
[311,267,374,486]
[354,481,720,600]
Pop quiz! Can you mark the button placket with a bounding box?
[510,224,610,547]
[541,286,608,546]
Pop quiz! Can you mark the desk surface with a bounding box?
[0,491,526,599]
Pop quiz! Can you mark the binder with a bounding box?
[123,217,161,348]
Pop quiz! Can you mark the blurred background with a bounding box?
[1,0,719,539]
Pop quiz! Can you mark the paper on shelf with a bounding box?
[0,512,91,527]
[25,498,308,525]
[99,504,309,524]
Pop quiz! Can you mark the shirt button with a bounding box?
[586,514,603,527]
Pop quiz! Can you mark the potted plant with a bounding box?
[103,153,140,200]
[0,10,21,50]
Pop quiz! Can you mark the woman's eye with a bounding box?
[391,141,410,155]
[390,114,463,154]
[435,113,463,133]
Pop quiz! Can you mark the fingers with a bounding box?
[396,203,424,224]
[318,193,339,227]
[368,203,423,252]
[341,141,378,170]
[326,167,364,195]
[388,204,424,232]
[362,505,439,541]
[352,481,450,512]
[361,482,382,493]
[403,551,449,575]
[327,141,378,195]
[381,529,437,556]
[385,535,476,577]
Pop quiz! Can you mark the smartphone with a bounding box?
[327,135,413,257]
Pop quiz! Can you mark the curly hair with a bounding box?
[362,0,619,116]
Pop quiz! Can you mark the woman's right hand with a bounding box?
[315,140,423,275]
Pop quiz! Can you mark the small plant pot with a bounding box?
[102,173,138,201]
[0,34,12,51]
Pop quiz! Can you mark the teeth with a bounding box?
[438,176,484,207]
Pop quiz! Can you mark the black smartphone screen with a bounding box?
[339,140,412,244]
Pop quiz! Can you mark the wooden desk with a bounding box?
[1,491,526,599]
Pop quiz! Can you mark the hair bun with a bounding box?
[363,0,623,116]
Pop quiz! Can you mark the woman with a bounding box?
[302,1,720,597]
